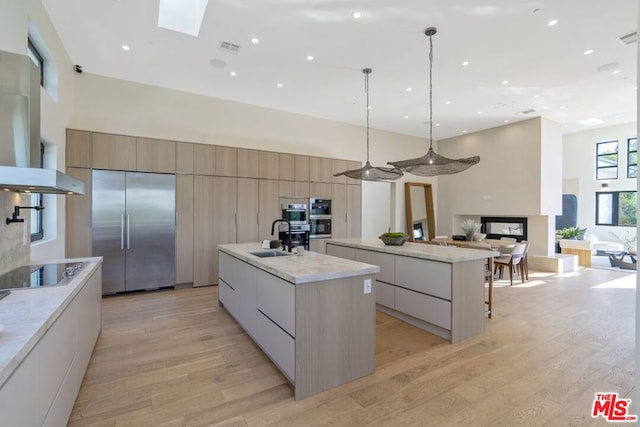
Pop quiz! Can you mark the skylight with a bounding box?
[158,0,209,37]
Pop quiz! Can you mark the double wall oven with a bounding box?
[280,203,311,250]
[309,198,332,239]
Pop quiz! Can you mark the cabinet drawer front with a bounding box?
[218,252,234,284]
[256,311,295,382]
[356,249,395,284]
[326,244,356,260]
[256,270,295,336]
[375,281,394,308]
[218,278,235,315]
[395,287,451,330]
[395,257,451,299]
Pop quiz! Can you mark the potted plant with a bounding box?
[379,232,409,246]
[556,227,581,239]
[460,219,481,241]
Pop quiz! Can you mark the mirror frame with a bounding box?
[405,182,435,242]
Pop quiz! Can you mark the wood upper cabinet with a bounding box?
[310,182,331,199]
[331,159,348,184]
[280,180,310,198]
[176,175,194,284]
[92,133,136,170]
[346,160,362,185]
[136,137,176,173]
[236,178,259,243]
[66,129,92,168]
[294,155,310,181]
[237,148,259,178]
[260,151,280,179]
[347,184,362,238]
[259,179,280,241]
[65,167,92,258]
[309,157,332,183]
[279,154,294,181]
[216,146,237,176]
[176,142,194,174]
[193,144,216,175]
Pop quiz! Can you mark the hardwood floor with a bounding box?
[69,267,636,426]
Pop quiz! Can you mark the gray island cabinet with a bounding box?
[217,243,379,400]
[326,238,497,343]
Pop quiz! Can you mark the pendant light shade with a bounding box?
[388,27,480,177]
[334,68,403,181]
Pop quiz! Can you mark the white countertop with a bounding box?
[0,257,102,387]
[218,243,379,284]
[327,238,498,262]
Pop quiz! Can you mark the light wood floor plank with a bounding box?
[69,267,635,426]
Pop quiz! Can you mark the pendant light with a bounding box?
[388,27,480,177]
[334,68,403,181]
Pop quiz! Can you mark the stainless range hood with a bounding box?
[0,50,85,195]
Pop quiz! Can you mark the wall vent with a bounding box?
[219,41,240,53]
[617,31,637,46]
[518,108,536,115]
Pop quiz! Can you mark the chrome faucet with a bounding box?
[271,219,292,252]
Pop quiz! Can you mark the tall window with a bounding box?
[596,191,637,226]
[27,38,44,86]
[30,143,44,242]
[596,141,618,180]
[627,138,637,178]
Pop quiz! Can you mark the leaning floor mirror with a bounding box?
[405,182,435,242]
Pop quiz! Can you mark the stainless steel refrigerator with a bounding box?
[92,170,176,294]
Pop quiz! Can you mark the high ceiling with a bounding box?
[42,0,638,140]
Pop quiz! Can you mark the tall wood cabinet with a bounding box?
[176,175,194,284]
[236,178,260,243]
[65,167,92,258]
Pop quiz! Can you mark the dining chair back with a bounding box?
[494,242,527,286]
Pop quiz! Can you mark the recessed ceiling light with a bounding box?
[403,116,409,119]
[547,19,558,26]
[477,111,483,115]
[462,130,467,133]
[306,55,314,61]
[584,49,594,55]
[121,45,130,51]
[445,101,451,105]
[612,70,621,75]
[560,105,565,109]
[229,71,237,76]
[504,119,510,123]
[577,118,605,126]
[461,61,469,66]
[406,87,412,92]
[367,105,372,110]
[501,80,508,85]
[251,38,259,44]
[276,83,283,88]
[533,94,540,99]
[352,11,362,19]
[435,123,440,126]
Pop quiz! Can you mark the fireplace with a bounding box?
[480,217,527,242]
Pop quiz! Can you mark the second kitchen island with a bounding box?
[217,243,379,400]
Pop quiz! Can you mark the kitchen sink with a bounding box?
[249,251,292,258]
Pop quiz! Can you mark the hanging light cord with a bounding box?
[428,32,433,150]
[365,70,370,162]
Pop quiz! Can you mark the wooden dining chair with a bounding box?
[494,242,527,286]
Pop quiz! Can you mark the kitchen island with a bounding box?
[0,257,103,426]
[218,243,379,400]
[326,238,497,343]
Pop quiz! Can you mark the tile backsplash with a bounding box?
[0,192,30,275]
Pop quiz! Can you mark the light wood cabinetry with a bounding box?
[347,184,362,238]
[193,176,236,286]
[135,137,176,173]
[294,155,310,181]
[310,182,331,198]
[279,154,294,181]
[193,144,216,175]
[176,142,194,174]
[346,160,362,185]
[216,146,237,176]
[237,148,259,178]
[66,129,92,168]
[259,179,280,241]
[309,239,326,254]
[236,178,259,243]
[309,157,332,183]
[331,184,348,239]
[260,151,280,179]
[92,133,136,171]
[331,159,347,184]
[176,175,194,284]
[280,180,309,198]
[65,168,92,258]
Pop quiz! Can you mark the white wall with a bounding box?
[0,1,75,263]
[563,122,637,245]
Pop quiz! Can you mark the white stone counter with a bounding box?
[0,257,103,387]
[327,238,498,263]
[218,243,379,284]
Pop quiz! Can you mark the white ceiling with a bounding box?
[42,0,638,140]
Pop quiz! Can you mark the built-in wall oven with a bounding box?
[309,198,332,239]
[280,203,310,249]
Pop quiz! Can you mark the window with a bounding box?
[627,138,637,178]
[30,143,44,242]
[596,141,618,180]
[596,191,637,226]
[27,38,44,86]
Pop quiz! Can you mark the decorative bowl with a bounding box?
[379,235,408,246]
[473,233,487,241]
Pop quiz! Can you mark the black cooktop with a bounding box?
[0,263,84,291]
